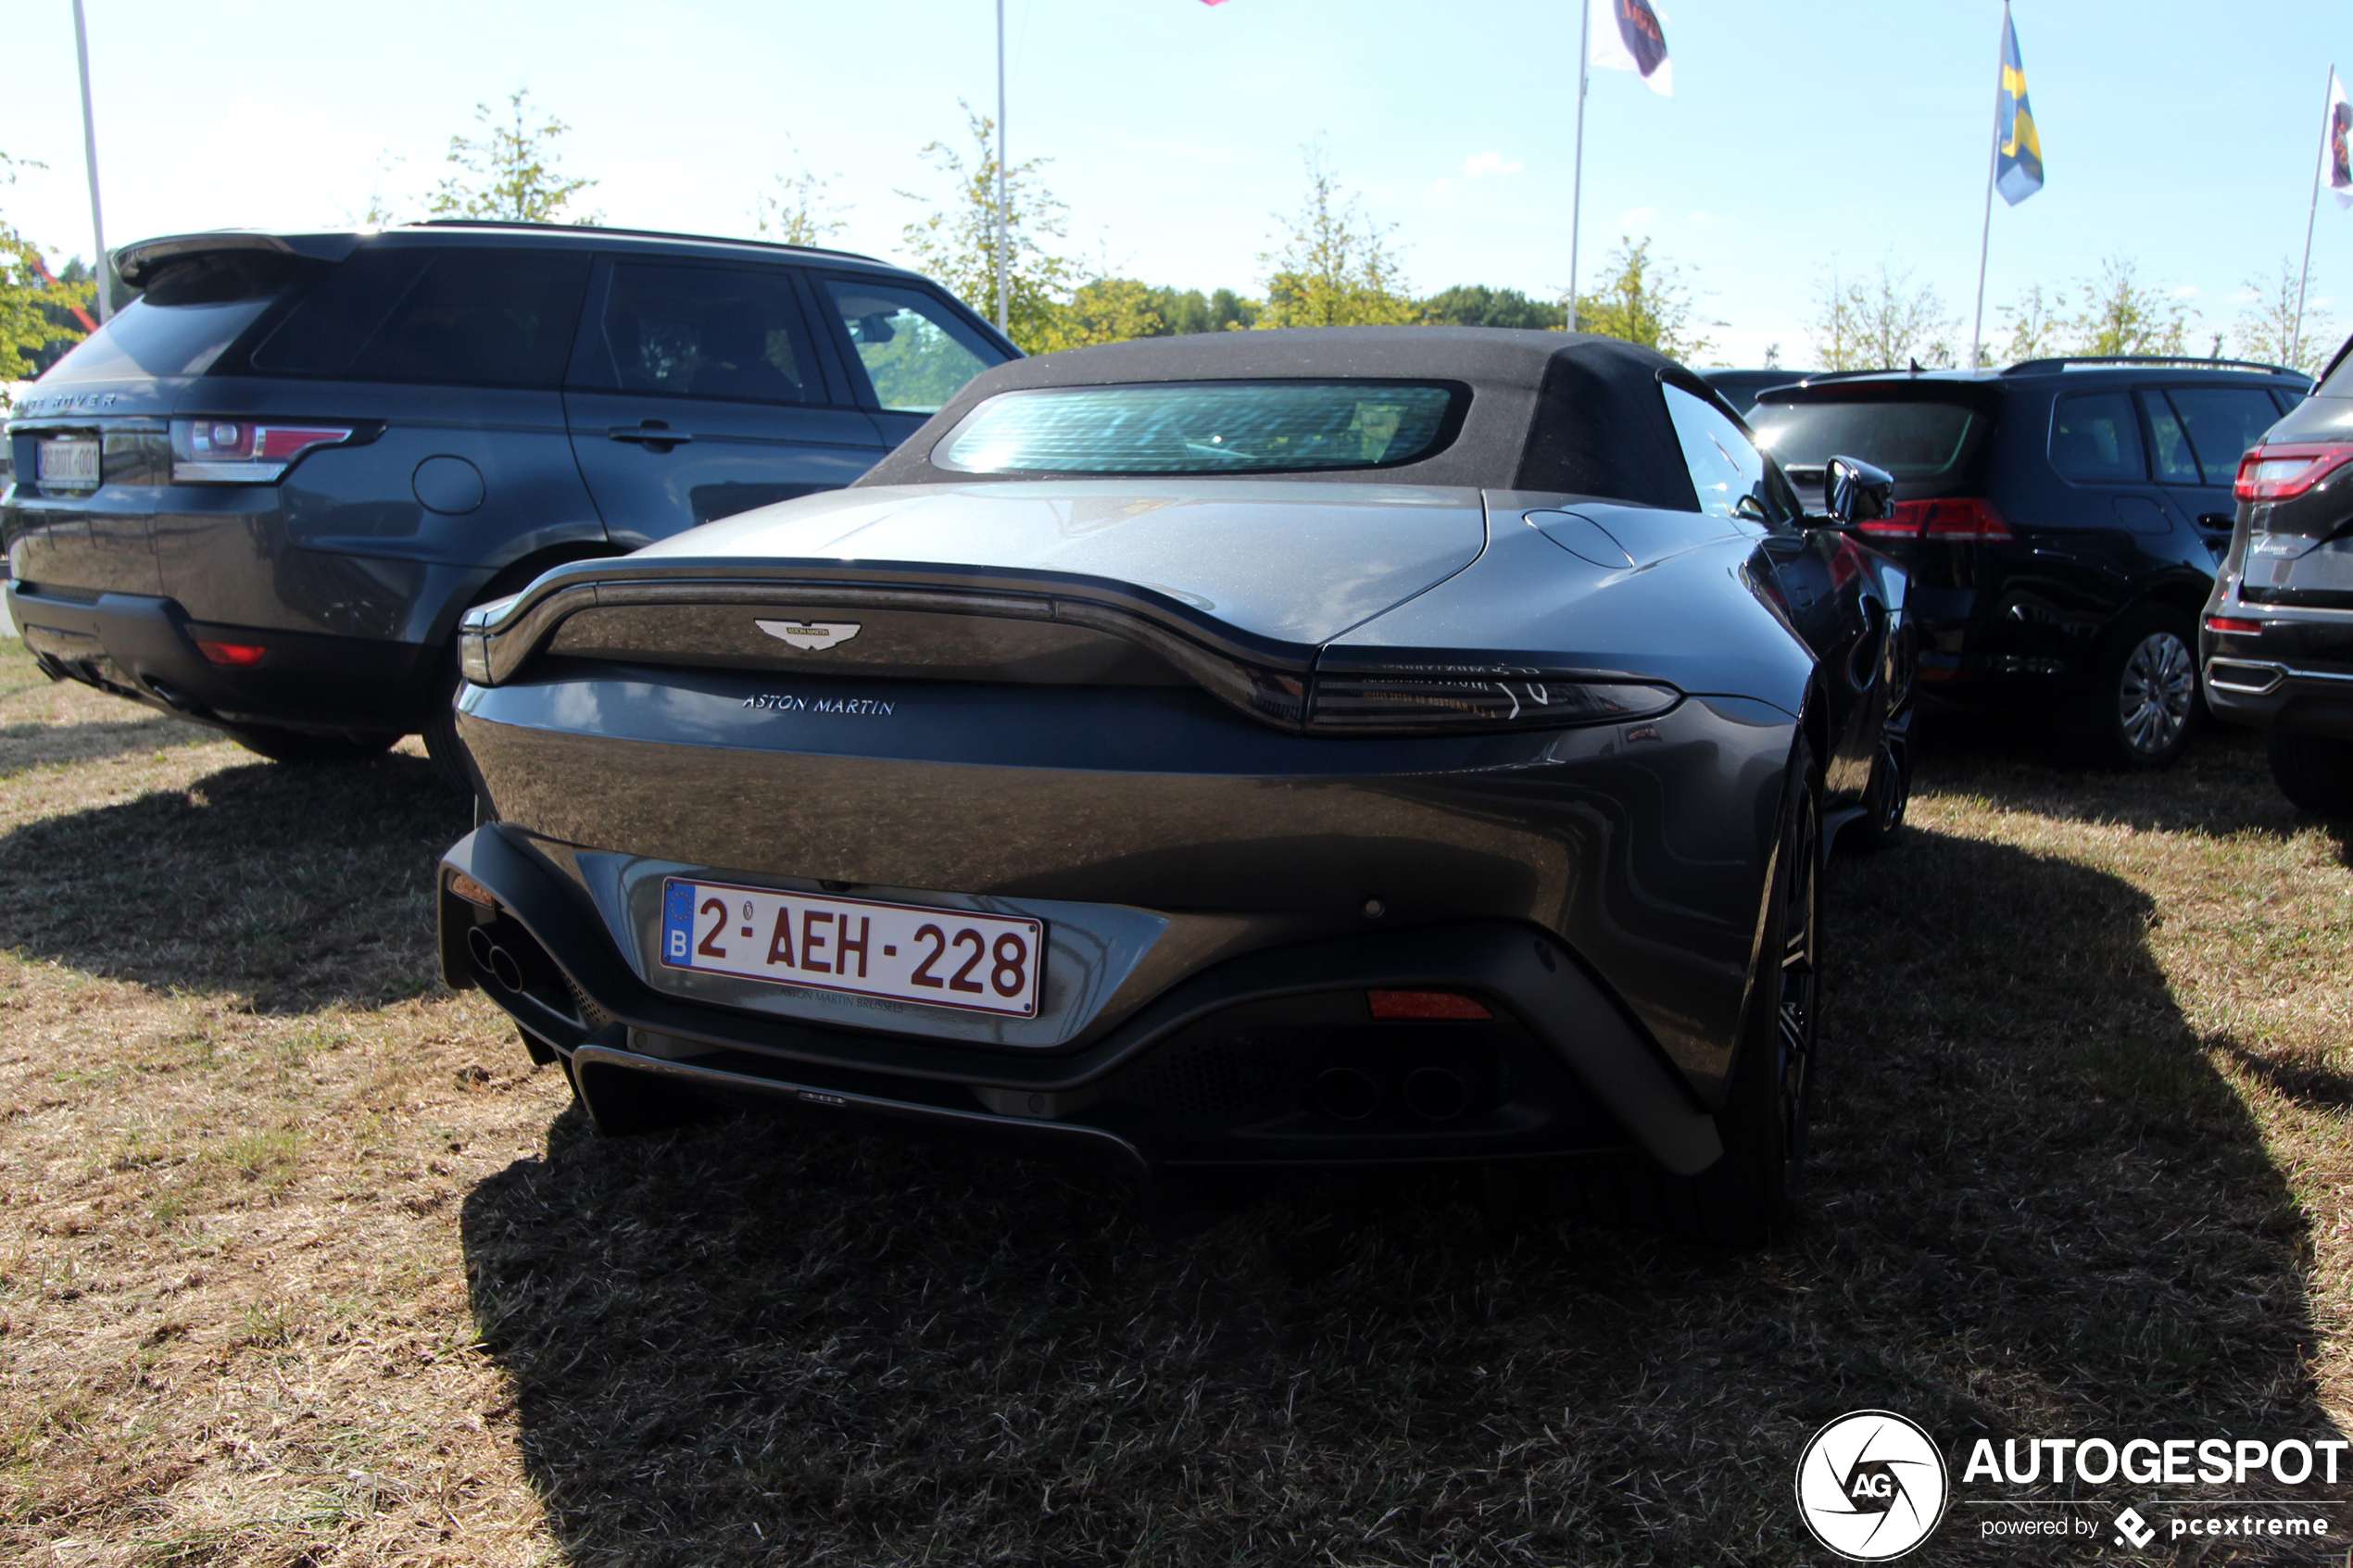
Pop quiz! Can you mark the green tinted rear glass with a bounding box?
[937,381,1464,475]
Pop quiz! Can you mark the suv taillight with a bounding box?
[170,418,355,484]
[1856,496,2012,544]
[2234,443,2353,503]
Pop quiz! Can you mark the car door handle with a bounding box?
[607,423,694,449]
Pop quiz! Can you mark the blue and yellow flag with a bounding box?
[1995,11,2045,205]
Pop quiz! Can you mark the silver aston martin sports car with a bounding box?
[437,328,1913,1243]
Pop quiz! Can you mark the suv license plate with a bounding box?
[659,878,1045,1018]
[36,436,100,489]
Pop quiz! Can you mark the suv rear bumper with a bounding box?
[8,583,436,734]
[2199,588,2353,738]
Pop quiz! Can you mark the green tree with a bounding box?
[429,88,598,224]
[2069,257,2193,358]
[1806,259,1953,370]
[1995,282,2070,364]
[2231,257,2334,374]
[1256,151,1416,329]
[0,155,93,399]
[753,167,849,248]
[1577,237,1717,361]
[1419,283,1565,330]
[1031,276,1162,352]
[897,102,1076,352]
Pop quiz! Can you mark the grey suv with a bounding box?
[2,221,1013,771]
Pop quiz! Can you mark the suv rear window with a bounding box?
[247,245,589,388]
[1750,397,1984,480]
[936,381,1465,475]
[39,252,312,384]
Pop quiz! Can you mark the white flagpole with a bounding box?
[2292,63,2331,370]
[1967,0,2008,370]
[71,0,109,322]
[1568,0,1590,332]
[994,0,1009,336]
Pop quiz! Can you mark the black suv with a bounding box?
[1752,358,2310,768]
[2,222,1014,771]
[2199,337,2353,812]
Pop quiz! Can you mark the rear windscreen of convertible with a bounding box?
[934,380,1466,475]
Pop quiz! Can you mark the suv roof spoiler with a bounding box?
[2003,354,2309,380]
[409,218,882,266]
[114,230,362,289]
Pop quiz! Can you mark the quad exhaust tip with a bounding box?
[465,925,525,992]
[1401,1066,1470,1122]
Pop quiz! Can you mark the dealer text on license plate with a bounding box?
[37,437,100,488]
[659,879,1044,1018]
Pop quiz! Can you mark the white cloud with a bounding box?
[1461,151,1525,179]
[1615,206,1661,232]
[2171,285,2201,299]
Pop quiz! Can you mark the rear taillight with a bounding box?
[1856,496,2012,543]
[2235,443,2353,502]
[1307,674,1679,731]
[2204,616,2263,635]
[170,418,355,484]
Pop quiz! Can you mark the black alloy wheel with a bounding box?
[1842,739,1909,854]
[223,724,401,765]
[2266,729,2353,817]
[2078,606,2201,770]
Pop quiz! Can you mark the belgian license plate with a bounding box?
[36,436,99,488]
[659,878,1045,1018]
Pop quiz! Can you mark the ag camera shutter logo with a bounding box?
[1795,1410,1950,1560]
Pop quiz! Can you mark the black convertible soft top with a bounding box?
[854,326,1712,512]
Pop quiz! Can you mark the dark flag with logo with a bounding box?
[1591,0,1671,97]
[2326,69,2351,209]
[1994,11,2045,205]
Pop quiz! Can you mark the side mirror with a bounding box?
[1825,454,1895,525]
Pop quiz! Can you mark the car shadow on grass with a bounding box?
[0,711,218,776]
[0,750,469,1010]
[458,824,2349,1567]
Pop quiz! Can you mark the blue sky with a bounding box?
[3,0,2349,366]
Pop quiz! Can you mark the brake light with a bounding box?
[2234,443,2353,502]
[447,872,499,910]
[1309,674,1679,731]
[170,418,355,483]
[1368,989,1492,1021]
[2204,616,2263,634]
[195,639,268,667]
[1856,496,2012,543]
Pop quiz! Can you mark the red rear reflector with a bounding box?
[447,872,498,909]
[1367,989,1492,1021]
[2204,616,2263,634]
[195,639,268,667]
[2235,443,2353,502]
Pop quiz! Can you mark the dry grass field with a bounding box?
[1,633,2349,1566]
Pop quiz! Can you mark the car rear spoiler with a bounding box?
[114,231,362,291]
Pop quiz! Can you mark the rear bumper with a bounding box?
[2201,612,2353,738]
[439,824,1726,1177]
[8,582,436,734]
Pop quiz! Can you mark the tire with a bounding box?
[2266,729,2353,817]
[2075,606,2201,770]
[1839,739,1908,855]
[421,643,471,794]
[1554,734,1824,1247]
[223,724,400,764]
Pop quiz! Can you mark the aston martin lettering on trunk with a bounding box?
[659,878,1043,1018]
[740,694,895,714]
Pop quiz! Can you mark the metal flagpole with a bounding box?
[71,0,109,322]
[1567,0,1589,332]
[2292,62,2331,370]
[994,0,1010,336]
[1967,0,2007,371]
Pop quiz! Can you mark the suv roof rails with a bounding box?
[1790,368,1900,384]
[409,218,882,267]
[2002,354,2303,378]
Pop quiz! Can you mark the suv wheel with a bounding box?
[2079,606,2200,770]
[224,724,400,765]
[2266,730,2353,816]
